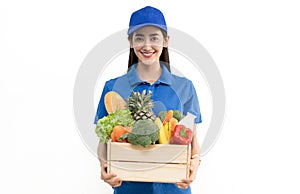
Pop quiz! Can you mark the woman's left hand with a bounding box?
[176,157,201,189]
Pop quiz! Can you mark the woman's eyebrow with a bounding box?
[134,33,144,37]
[149,33,159,36]
[134,33,160,37]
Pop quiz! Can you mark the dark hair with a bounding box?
[127,30,170,72]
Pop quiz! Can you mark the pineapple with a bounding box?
[127,90,156,121]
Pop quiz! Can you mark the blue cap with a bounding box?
[128,6,167,35]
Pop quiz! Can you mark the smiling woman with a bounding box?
[128,27,170,72]
[95,6,202,194]
[129,26,169,68]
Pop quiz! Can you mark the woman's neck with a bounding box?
[136,62,162,84]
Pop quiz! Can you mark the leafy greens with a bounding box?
[95,109,133,143]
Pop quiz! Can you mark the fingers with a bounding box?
[176,178,193,189]
[102,171,117,180]
[105,176,122,187]
[176,183,187,189]
[176,180,190,189]
[176,158,201,189]
[176,184,188,189]
[100,163,122,187]
[102,172,123,187]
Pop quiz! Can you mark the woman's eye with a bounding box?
[151,37,159,41]
[134,37,143,42]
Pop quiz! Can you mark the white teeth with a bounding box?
[142,52,154,57]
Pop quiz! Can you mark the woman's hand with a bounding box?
[101,163,122,187]
[176,157,201,189]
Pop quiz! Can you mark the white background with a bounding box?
[1,0,300,193]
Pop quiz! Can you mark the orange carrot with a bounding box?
[169,117,178,134]
[163,110,174,125]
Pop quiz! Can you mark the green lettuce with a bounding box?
[95,109,134,143]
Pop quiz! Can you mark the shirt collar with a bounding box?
[127,63,173,86]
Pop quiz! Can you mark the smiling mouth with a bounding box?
[141,51,155,58]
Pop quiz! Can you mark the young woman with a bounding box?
[95,6,202,194]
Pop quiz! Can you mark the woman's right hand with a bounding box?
[101,163,122,187]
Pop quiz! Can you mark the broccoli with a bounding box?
[127,119,159,147]
[173,110,184,121]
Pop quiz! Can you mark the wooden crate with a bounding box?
[107,141,191,183]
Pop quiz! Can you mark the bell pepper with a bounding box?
[170,124,193,145]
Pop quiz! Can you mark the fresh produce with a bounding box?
[127,119,159,147]
[170,124,193,145]
[163,121,172,144]
[155,117,168,144]
[157,117,178,144]
[163,110,173,124]
[127,90,155,121]
[158,111,167,122]
[104,91,127,114]
[158,110,184,122]
[172,110,184,122]
[97,91,190,146]
[157,110,180,144]
[95,109,134,143]
[154,117,163,129]
[110,125,132,142]
[169,117,178,134]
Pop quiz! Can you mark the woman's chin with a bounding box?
[139,59,158,66]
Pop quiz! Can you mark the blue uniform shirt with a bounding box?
[94,64,202,194]
[95,64,202,124]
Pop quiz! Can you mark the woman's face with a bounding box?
[129,26,169,66]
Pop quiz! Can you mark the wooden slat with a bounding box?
[109,142,188,164]
[110,161,188,183]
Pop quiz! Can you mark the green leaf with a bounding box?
[95,109,134,143]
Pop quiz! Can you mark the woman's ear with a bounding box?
[128,37,133,48]
[163,35,170,48]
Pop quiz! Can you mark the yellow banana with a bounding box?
[156,117,168,144]
[159,125,168,144]
[163,122,172,143]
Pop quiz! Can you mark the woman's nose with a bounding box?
[142,40,152,49]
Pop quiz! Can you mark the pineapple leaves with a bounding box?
[127,90,155,121]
